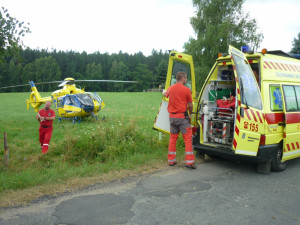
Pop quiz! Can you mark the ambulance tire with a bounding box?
[271,147,287,172]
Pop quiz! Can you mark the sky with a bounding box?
[1,0,300,56]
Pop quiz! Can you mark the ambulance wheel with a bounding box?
[271,147,287,172]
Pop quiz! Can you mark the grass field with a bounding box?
[0,91,187,207]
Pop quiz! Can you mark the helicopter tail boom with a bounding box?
[26,81,52,112]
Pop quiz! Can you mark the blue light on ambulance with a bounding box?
[241,46,250,53]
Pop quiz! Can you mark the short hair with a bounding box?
[176,72,187,81]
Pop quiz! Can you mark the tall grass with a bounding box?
[0,92,186,195]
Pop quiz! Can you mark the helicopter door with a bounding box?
[229,46,264,156]
[153,51,196,134]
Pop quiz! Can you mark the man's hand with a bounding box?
[37,113,45,122]
[162,89,167,97]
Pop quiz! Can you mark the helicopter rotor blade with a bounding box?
[0,79,138,90]
[74,80,139,83]
[0,81,63,90]
[0,84,31,90]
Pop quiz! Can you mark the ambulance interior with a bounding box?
[198,61,260,148]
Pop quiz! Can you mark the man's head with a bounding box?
[176,72,187,85]
[45,101,52,110]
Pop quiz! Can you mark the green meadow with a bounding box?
[0,92,187,207]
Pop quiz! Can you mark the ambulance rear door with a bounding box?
[153,51,196,134]
[229,46,264,156]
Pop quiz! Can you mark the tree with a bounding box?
[0,7,31,62]
[155,59,168,88]
[290,32,300,54]
[184,0,263,85]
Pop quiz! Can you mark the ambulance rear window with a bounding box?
[171,61,192,90]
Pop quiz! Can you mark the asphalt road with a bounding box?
[1,157,300,225]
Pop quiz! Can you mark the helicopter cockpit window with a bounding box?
[75,93,94,107]
[171,61,192,90]
[65,95,80,107]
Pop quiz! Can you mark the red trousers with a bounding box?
[168,126,195,166]
[39,126,53,154]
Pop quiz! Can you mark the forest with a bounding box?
[0,48,170,92]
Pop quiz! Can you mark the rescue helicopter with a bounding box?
[1,77,138,123]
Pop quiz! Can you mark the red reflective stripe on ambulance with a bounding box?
[250,109,258,122]
[281,63,287,71]
[237,88,240,95]
[256,111,263,123]
[286,113,300,124]
[233,139,237,149]
[264,61,272,69]
[236,113,241,123]
[270,62,277,70]
[291,143,296,150]
[275,63,282,70]
[235,126,239,136]
[287,144,291,151]
[244,109,251,120]
[292,65,298,72]
[285,64,292,71]
[297,142,300,149]
[235,77,239,83]
[264,113,284,124]
[290,65,296,72]
[238,100,241,106]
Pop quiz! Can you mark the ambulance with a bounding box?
[154,46,300,173]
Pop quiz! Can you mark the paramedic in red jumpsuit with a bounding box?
[36,101,55,154]
[163,71,196,169]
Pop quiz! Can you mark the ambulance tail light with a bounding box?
[259,135,266,145]
[192,126,198,136]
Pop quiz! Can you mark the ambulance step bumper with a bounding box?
[193,143,278,163]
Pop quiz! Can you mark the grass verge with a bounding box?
[0,92,188,207]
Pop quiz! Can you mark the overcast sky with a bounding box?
[2,0,300,56]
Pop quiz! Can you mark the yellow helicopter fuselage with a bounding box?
[27,80,105,120]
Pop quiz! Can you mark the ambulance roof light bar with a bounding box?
[241,45,254,54]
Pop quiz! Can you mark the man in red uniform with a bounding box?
[36,101,56,154]
[163,71,196,169]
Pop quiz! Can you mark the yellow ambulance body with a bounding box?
[193,46,300,173]
[154,46,300,173]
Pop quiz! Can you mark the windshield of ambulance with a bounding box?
[170,61,192,90]
[232,54,262,110]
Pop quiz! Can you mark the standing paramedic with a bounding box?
[36,101,55,154]
[163,71,196,169]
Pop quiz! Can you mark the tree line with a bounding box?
[0,48,169,92]
[2,0,299,94]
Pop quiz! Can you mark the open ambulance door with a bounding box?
[229,46,264,156]
[153,51,196,134]
[281,85,300,161]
